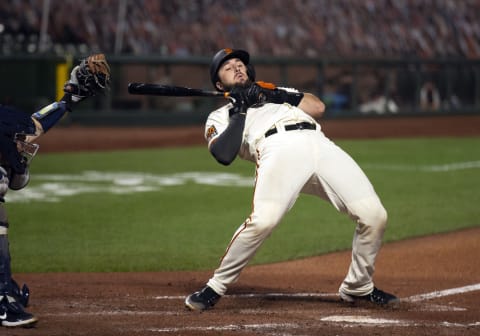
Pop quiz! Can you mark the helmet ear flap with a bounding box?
[247,63,256,82]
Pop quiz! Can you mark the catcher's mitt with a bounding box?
[64,53,111,101]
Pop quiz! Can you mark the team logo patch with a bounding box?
[206,125,218,141]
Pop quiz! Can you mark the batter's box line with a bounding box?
[319,316,480,328]
[145,319,480,333]
[148,322,299,333]
[154,282,480,303]
[405,283,480,302]
[153,292,338,300]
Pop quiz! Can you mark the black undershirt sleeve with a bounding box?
[209,113,246,166]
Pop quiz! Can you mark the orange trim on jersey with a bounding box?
[256,81,276,90]
[220,218,249,263]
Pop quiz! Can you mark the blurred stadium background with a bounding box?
[1,0,479,126]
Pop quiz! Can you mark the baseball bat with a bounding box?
[128,83,227,98]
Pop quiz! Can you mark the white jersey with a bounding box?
[205,91,319,162]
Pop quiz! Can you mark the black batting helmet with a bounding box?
[210,48,255,91]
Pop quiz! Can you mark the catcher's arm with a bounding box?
[31,53,111,136]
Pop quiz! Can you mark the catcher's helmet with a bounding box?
[210,48,255,91]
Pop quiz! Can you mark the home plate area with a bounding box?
[6,227,480,336]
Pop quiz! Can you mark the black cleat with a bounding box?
[185,286,221,311]
[340,287,399,305]
[0,295,38,328]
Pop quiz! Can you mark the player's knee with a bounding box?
[251,218,277,238]
[249,205,283,238]
[348,197,388,231]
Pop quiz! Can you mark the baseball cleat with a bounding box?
[185,286,221,311]
[0,296,38,328]
[339,287,399,305]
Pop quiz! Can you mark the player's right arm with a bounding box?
[205,85,261,166]
[206,107,246,166]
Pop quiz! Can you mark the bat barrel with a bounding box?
[128,83,224,97]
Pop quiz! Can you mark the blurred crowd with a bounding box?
[1,0,479,58]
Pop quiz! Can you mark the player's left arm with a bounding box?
[256,82,325,121]
[297,93,326,121]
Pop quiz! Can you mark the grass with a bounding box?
[7,137,480,273]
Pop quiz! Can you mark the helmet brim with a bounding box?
[221,50,250,67]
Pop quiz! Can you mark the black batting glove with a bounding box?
[262,88,304,106]
[228,84,264,116]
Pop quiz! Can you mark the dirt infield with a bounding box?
[6,114,480,335]
[9,228,480,336]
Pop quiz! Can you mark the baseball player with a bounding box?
[185,48,398,311]
[0,54,110,327]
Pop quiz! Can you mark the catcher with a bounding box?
[0,54,110,327]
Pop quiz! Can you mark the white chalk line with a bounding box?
[321,315,411,326]
[320,316,480,328]
[154,282,480,302]
[12,160,478,203]
[153,292,335,300]
[42,310,179,317]
[362,160,480,172]
[148,323,299,333]
[420,304,466,312]
[145,318,480,333]
[405,283,480,302]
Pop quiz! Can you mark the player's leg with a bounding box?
[308,134,397,304]
[0,176,37,328]
[186,133,315,310]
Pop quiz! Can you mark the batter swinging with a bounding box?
[185,48,398,311]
